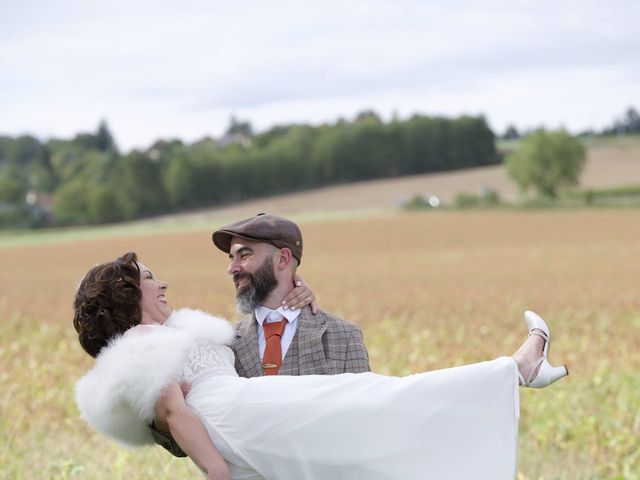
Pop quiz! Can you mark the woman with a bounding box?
[74,252,568,480]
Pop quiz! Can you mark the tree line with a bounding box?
[499,106,640,139]
[0,112,498,228]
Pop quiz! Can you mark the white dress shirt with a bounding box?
[255,306,301,361]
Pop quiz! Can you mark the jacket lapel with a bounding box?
[295,307,329,375]
[233,316,264,378]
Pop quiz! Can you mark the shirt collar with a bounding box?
[255,305,301,325]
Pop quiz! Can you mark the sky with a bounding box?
[1,0,639,152]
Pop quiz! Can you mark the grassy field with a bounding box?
[1,210,639,479]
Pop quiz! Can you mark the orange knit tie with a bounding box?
[262,315,287,375]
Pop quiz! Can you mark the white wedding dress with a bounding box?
[76,309,520,480]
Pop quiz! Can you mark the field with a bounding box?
[1,209,639,479]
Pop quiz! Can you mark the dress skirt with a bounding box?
[187,356,520,480]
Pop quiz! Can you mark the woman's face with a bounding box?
[137,262,171,325]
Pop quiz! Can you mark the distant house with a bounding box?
[218,116,253,148]
[218,130,252,148]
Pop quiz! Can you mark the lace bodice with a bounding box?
[181,341,239,385]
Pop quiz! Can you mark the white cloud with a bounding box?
[0,0,638,150]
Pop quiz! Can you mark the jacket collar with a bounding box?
[289,306,329,375]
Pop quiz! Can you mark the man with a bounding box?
[215,213,370,377]
[153,213,370,455]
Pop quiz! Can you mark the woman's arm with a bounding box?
[282,274,318,313]
[154,383,230,480]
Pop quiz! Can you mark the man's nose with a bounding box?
[227,259,241,275]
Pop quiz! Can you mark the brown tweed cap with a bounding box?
[212,213,303,265]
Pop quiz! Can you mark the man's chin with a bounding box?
[235,290,255,314]
[235,298,253,315]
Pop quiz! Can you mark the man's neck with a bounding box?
[263,279,294,310]
[261,298,282,310]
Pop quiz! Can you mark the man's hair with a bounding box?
[73,252,142,357]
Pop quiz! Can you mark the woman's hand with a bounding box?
[282,275,318,314]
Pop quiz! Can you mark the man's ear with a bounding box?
[275,247,293,271]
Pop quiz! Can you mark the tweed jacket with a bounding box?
[234,306,370,377]
[152,306,370,456]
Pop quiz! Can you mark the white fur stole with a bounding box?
[75,308,233,447]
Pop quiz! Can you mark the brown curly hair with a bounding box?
[73,252,143,357]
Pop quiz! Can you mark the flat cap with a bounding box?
[212,213,303,265]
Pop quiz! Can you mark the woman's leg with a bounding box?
[511,311,568,388]
[512,330,546,383]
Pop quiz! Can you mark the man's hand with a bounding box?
[282,275,318,314]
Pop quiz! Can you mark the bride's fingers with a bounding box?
[282,282,316,310]
[282,292,315,310]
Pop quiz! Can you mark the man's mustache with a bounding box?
[233,272,253,288]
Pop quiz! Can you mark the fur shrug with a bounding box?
[75,308,234,447]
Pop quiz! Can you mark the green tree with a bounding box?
[162,154,198,208]
[506,129,586,198]
[3,113,504,228]
[108,151,166,219]
[87,185,123,223]
[95,120,118,153]
[52,178,92,225]
[602,106,640,135]
[0,136,53,197]
[0,165,24,202]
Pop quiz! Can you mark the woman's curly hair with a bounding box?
[73,252,143,357]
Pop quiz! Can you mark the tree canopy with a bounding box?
[1,113,500,228]
[506,129,586,198]
[601,107,640,136]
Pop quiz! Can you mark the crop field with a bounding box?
[1,210,639,479]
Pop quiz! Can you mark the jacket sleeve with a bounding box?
[344,327,371,373]
[149,422,187,457]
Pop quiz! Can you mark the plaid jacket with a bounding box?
[152,306,370,456]
[234,306,370,377]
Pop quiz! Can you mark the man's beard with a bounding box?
[234,258,279,314]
